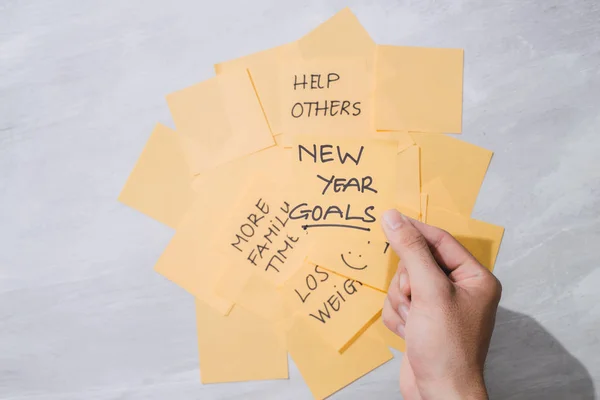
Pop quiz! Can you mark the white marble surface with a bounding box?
[1,1,599,399]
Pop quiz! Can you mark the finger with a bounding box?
[387,273,411,316]
[397,321,405,339]
[398,260,412,298]
[385,294,408,327]
[406,217,489,279]
[382,297,405,337]
[382,209,449,300]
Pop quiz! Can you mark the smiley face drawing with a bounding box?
[340,241,390,270]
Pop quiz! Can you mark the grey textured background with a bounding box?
[1,1,599,399]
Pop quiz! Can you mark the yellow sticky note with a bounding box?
[370,316,406,352]
[375,45,464,133]
[281,262,385,352]
[286,314,393,400]
[191,144,292,198]
[274,133,285,147]
[212,154,301,283]
[422,177,459,214]
[118,123,195,229]
[154,146,289,314]
[166,69,275,175]
[298,8,375,67]
[154,196,235,315]
[212,177,308,320]
[426,207,504,271]
[219,195,305,284]
[373,130,415,153]
[396,131,415,153]
[420,193,429,222]
[225,272,288,323]
[309,235,396,292]
[290,135,397,242]
[396,204,420,221]
[278,55,374,146]
[412,133,492,217]
[215,43,295,136]
[196,300,288,383]
[396,145,421,213]
[221,8,375,139]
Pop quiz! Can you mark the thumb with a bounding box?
[382,209,449,300]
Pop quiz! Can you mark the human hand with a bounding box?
[381,209,501,400]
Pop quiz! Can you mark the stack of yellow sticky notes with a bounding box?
[118,8,504,400]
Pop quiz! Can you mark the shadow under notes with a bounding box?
[486,307,595,399]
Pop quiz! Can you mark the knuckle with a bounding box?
[386,289,401,309]
[387,282,399,297]
[401,233,429,252]
[429,228,452,254]
[493,275,503,299]
[481,272,503,301]
[387,275,400,298]
[436,229,452,246]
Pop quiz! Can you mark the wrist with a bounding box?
[447,374,487,400]
[420,372,488,400]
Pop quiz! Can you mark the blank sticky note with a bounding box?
[396,204,420,221]
[166,69,275,175]
[281,262,385,352]
[422,177,458,215]
[154,196,235,315]
[396,131,415,153]
[118,123,195,229]
[196,300,288,383]
[420,193,429,223]
[286,314,393,399]
[375,45,464,133]
[191,144,293,201]
[298,7,375,67]
[427,206,504,271]
[215,43,295,136]
[373,130,415,153]
[412,133,492,217]
[396,145,421,214]
[221,272,287,323]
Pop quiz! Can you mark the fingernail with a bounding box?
[397,322,405,338]
[399,273,407,292]
[398,303,409,321]
[383,209,406,231]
